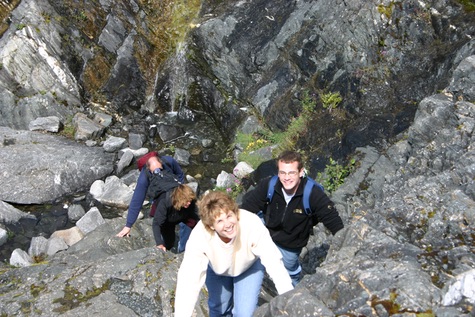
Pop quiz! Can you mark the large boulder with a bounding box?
[0,127,115,204]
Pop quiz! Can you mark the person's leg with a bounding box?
[205,266,233,317]
[232,259,265,317]
[177,222,192,253]
[276,244,302,287]
[161,223,176,250]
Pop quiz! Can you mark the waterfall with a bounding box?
[168,42,190,113]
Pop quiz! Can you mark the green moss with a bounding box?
[20,300,33,315]
[457,0,475,12]
[30,283,47,298]
[377,2,395,19]
[370,290,400,314]
[52,280,111,313]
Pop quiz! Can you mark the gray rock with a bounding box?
[94,112,113,128]
[98,14,127,54]
[1,1,475,316]
[233,161,254,179]
[255,288,334,317]
[116,149,134,174]
[85,140,98,147]
[118,147,149,159]
[408,94,457,147]
[89,179,105,200]
[174,148,191,167]
[442,269,475,306]
[201,138,214,148]
[448,55,475,101]
[103,135,127,152]
[0,200,36,223]
[157,124,185,142]
[102,31,146,109]
[91,176,134,209]
[46,236,69,256]
[28,236,48,257]
[248,145,277,163]
[73,113,106,141]
[68,204,86,222]
[186,182,199,195]
[128,133,145,150]
[0,127,114,204]
[121,169,140,186]
[239,115,263,135]
[10,248,33,267]
[216,171,238,189]
[76,207,106,235]
[0,227,8,247]
[28,116,62,132]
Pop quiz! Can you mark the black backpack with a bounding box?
[146,168,182,199]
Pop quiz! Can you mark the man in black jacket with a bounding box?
[240,150,344,286]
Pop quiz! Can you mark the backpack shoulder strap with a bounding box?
[303,177,324,215]
[266,175,279,203]
[266,175,324,215]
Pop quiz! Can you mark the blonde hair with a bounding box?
[198,191,239,232]
[172,185,196,210]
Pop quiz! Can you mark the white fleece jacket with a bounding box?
[174,209,293,316]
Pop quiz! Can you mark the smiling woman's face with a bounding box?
[211,210,238,243]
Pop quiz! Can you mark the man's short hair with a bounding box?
[277,150,303,170]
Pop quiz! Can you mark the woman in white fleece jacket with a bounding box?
[174,191,293,317]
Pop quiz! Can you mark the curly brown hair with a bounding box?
[197,191,239,232]
[172,185,196,210]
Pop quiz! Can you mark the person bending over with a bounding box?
[174,191,293,317]
[152,184,199,252]
[116,152,191,251]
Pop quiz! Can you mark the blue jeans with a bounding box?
[276,244,302,287]
[257,211,302,286]
[205,259,265,317]
[177,222,191,253]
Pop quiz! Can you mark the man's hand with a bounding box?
[156,244,167,252]
[116,226,131,237]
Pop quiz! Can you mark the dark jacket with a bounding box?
[125,155,184,228]
[152,191,199,248]
[240,176,344,249]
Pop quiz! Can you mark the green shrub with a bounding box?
[457,0,475,12]
[317,158,356,193]
[320,91,342,111]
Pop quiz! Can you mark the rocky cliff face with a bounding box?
[1,0,474,164]
[1,0,475,316]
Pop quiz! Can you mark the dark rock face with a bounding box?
[182,0,475,164]
[2,0,474,167]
